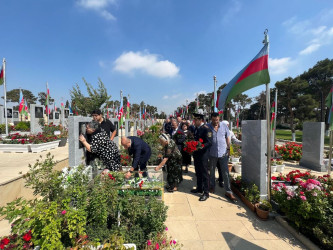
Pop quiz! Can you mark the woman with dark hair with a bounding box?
[79,120,121,171]
[154,133,182,192]
[180,122,192,173]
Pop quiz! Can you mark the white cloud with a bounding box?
[76,0,116,20]
[299,44,321,55]
[269,57,293,75]
[222,0,242,24]
[162,95,169,100]
[113,51,180,78]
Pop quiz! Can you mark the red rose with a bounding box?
[271,176,277,180]
[1,238,10,245]
[199,138,203,143]
[22,232,31,242]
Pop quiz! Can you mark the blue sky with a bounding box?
[1,0,333,114]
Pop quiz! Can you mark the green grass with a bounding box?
[275,129,330,145]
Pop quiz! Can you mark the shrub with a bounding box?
[272,173,333,249]
[14,121,30,131]
[275,142,302,161]
[0,153,169,249]
[0,124,11,134]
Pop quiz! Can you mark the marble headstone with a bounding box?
[300,122,326,172]
[241,120,268,199]
[13,111,19,123]
[30,104,45,134]
[53,112,60,125]
[61,108,70,128]
[0,107,13,124]
[68,116,93,167]
[110,118,119,147]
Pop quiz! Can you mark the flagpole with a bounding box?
[3,58,8,136]
[329,87,333,176]
[120,90,123,137]
[214,76,217,112]
[273,89,278,158]
[46,82,49,125]
[264,30,272,201]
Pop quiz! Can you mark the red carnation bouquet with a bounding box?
[183,138,204,154]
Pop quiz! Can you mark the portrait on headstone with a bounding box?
[65,109,69,118]
[49,113,53,119]
[13,111,19,118]
[35,107,44,118]
[79,122,89,148]
[128,121,132,132]
[55,113,60,119]
[6,108,12,118]
[114,121,119,137]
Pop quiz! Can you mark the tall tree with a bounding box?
[38,92,54,106]
[276,77,312,134]
[3,89,37,107]
[70,78,111,116]
[301,58,333,122]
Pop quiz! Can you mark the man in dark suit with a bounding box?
[190,109,212,201]
[121,136,152,178]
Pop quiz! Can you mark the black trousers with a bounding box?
[193,152,209,196]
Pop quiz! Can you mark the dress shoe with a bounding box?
[190,188,203,194]
[199,194,209,201]
[225,192,237,201]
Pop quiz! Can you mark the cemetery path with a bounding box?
[0,144,69,184]
[165,165,307,250]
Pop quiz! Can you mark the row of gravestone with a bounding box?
[68,116,152,167]
[0,105,72,134]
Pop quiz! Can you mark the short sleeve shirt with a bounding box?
[100,119,116,137]
[208,122,230,158]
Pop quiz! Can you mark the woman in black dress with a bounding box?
[180,122,192,173]
[79,120,121,171]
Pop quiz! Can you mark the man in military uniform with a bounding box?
[190,109,212,201]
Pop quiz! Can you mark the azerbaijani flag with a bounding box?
[325,86,333,108]
[0,64,4,85]
[24,100,29,115]
[270,101,276,131]
[217,42,270,111]
[19,89,25,114]
[119,91,124,124]
[46,83,50,114]
[236,107,240,128]
[126,101,130,119]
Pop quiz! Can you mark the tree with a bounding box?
[301,58,333,122]
[232,93,252,122]
[38,92,54,106]
[70,78,111,116]
[276,77,312,134]
[3,89,37,107]
[255,91,266,120]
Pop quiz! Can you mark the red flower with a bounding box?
[199,138,203,143]
[0,243,4,249]
[22,231,32,242]
[271,176,277,180]
[1,238,10,245]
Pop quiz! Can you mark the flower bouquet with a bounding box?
[183,138,204,154]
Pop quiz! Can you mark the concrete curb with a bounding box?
[275,216,320,250]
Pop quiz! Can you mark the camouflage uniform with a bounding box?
[163,139,182,188]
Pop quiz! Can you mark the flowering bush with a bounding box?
[272,172,333,249]
[183,139,204,154]
[230,144,241,158]
[120,154,131,166]
[1,133,60,145]
[137,130,144,137]
[275,142,302,161]
[0,154,169,249]
[145,227,182,250]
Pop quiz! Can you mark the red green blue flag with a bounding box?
[126,101,130,119]
[270,101,276,131]
[217,43,270,111]
[19,90,25,114]
[0,65,4,85]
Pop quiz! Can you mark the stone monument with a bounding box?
[110,118,119,147]
[241,120,268,199]
[0,107,13,124]
[68,116,93,167]
[300,122,326,172]
[53,112,60,125]
[13,111,19,124]
[30,104,45,134]
[61,108,70,128]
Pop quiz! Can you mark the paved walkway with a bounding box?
[165,165,307,250]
